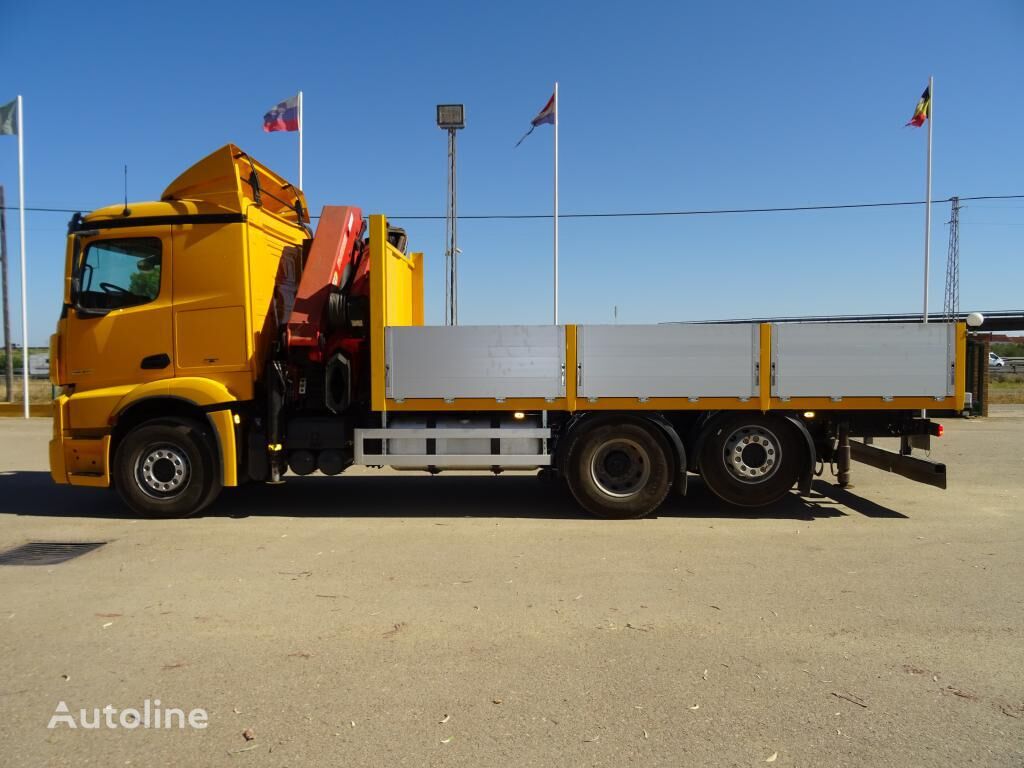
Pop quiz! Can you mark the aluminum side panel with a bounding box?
[577,324,760,399]
[771,322,955,399]
[386,325,565,400]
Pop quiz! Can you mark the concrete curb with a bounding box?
[0,403,52,418]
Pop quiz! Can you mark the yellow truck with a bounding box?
[49,144,965,518]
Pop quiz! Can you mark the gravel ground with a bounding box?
[0,410,1021,767]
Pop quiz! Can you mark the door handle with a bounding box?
[140,353,171,370]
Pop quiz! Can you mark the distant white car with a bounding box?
[989,352,1006,368]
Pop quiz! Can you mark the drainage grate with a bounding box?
[0,541,107,566]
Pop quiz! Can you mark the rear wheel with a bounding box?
[113,418,222,517]
[564,420,672,519]
[698,414,802,507]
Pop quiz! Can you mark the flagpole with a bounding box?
[553,81,559,326]
[298,90,304,190]
[16,95,27,418]
[922,75,933,323]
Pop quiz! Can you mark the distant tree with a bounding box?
[0,350,23,369]
[129,270,160,299]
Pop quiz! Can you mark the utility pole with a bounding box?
[0,185,12,401]
[943,196,960,324]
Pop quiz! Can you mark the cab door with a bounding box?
[65,226,174,394]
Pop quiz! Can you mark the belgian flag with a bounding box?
[906,86,931,127]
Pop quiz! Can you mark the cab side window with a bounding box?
[78,238,162,311]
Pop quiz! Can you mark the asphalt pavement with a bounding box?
[0,411,1021,766]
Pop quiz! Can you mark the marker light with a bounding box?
[513,412,526,420]
[803,411,816,418]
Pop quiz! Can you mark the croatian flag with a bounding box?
[263,95,300,133]
[515,92,556,146]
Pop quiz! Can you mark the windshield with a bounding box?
[78,238,162,312]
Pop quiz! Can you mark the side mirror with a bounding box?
[68,230,97,303]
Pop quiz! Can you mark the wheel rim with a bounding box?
[722,425,780,484]
[135,443,191,499]
[589,438,651,498]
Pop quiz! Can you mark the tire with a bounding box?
[113,418,222,518]
[698,414,803,507]
[564,419,672,519]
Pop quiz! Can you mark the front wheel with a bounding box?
[113,418,222,517]
[698,414,803,507]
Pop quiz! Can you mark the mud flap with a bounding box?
[783,415,816,496]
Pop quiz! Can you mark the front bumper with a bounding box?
[49,394,111,488]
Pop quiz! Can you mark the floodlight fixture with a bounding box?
[436,104,465,130]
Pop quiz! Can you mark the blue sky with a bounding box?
[1,0,1022,343]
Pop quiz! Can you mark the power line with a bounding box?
[1,206,79,213]
[385,194,1024,221]
[2,193,1023,221]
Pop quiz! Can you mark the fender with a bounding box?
[113,377,239,412]
[556,412,688,496]
[688,412,719,472]
[112,377,241,487]
[782,414,816,496]
[641,413,688,496]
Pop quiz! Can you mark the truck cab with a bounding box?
[50,145,309,509]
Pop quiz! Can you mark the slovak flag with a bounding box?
[263,95,300,133]
[516,92,556,146]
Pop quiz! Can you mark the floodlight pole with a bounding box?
[445,127,458,325]
[436,105,465,325]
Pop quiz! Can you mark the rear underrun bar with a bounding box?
[849,440,947,490]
